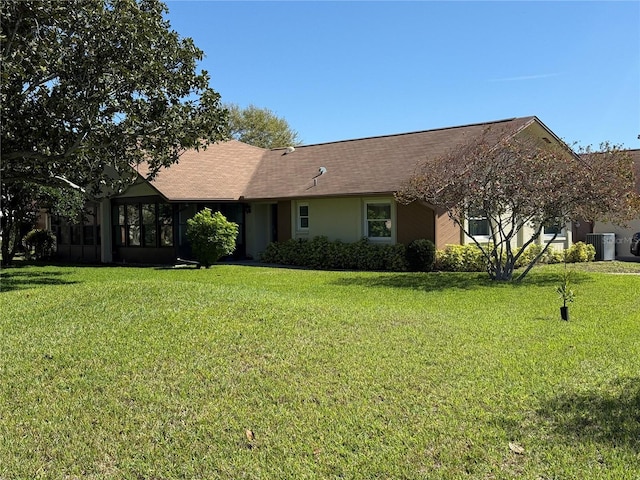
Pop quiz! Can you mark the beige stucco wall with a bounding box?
[292,197,363,242]
[289,196,397,244]
[245,203,273,260]
[462,219,572,251]
[117,180,159,198]
[594,219,640,260]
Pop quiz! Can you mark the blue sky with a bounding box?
[165,1,640,148]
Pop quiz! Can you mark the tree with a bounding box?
[0,182,85,264]
[1,0,228,265]
[226,103,301,148]
[397,129,639,281]
[186,208,239,267]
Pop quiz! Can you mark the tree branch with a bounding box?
[515,229,559,282]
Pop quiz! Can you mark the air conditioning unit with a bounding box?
[585,233,616,261]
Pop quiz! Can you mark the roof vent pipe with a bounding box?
[285,146,295,154]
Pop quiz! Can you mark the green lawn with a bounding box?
[1,262,639,479]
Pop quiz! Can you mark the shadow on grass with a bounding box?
[0,270,79,292]
[331,270,591,293]
[536,377,640,451]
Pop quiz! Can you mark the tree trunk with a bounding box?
[1,221,20,267]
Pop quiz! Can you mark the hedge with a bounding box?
[260,237,596,273]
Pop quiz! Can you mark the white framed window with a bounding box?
[297,203,309,230]
[365,202,392,239]
[544,223,566,240]
[467,209,490,238]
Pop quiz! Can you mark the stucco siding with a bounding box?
[117,180,159,198]
[245,203,271,260]
[293,197,363,242]
[594,219,640,260]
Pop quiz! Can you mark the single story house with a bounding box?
[46,116,576,264]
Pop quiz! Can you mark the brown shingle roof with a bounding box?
[147,140,265,201]
[143,116,538,201]
[242,116,536,200]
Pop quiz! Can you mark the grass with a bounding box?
[1,262,639,479]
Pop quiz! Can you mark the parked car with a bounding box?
[631,232,640,256]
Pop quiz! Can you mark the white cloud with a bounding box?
[489,73,561,82]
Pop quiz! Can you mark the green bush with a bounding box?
[514,243,544,268]
[260,236,408,272]
[22,229,55,260]
[406,239,436,272]
[186,208,238,267]
[261,238,594,273]
[565,241,596,263]
[543,248,565,264]
[513,242,596,270]
[435,244,487,272]
[382,243,409,272]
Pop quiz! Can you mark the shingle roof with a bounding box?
[242,116,536,200]
[146,140,265,201]
[143,116,538,201]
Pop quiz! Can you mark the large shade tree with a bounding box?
[1,0,228,265]
[226,103,301,149]
[397,128,639,281]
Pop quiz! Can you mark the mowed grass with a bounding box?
[1,262,639,479]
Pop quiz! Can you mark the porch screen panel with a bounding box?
[159,204,174,247]
[113,205,126,246]
[142,203,157,247]
[83,205,96,245]
[126,204,140,246]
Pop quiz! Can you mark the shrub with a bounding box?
[383,243,409,272]
[260,236,408,271]
[543,248,565,264]
[22,229,55,260]
[514,243,544,268]
[186,208,238,267]
[435,244,487,272]
[406,239,436,272]
[565,241,596,263]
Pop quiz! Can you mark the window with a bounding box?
[83,225,95,245]
[468,209,489,237]
[298,203,309,230]
[178,204,197,246]
[113,205,126,246]
[158,204,174,247]
[544,224,565,238]
[142,203,157,247]
[113,202,174,247]
[50,203,100,247]
[366,202,392,238]
[126,204,140,246]
[83,207,96,245]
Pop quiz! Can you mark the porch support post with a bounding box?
[100,198,112,263]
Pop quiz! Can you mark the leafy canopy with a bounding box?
[226,103,301,149]
[397,127,639,281]
[1,0,228,265]
[1,0,228,192]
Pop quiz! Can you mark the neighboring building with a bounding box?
[593,149,640,260]
[44,116,575,264]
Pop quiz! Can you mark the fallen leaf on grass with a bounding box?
[245,429,255,441]
[509,442,525,454]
